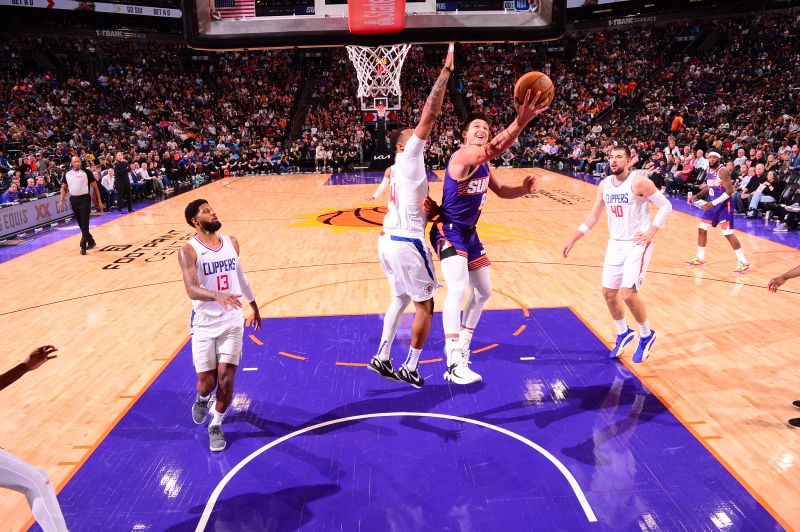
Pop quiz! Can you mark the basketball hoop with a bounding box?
[346,44,411,111]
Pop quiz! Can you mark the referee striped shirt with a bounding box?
[62,168,95,197]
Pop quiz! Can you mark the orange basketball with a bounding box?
[513,71,555,109]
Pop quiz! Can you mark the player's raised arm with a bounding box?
[454,89,548,168]
[413,44,455,141]
[562,184,605,258]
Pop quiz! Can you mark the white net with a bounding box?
[346,44,411,111]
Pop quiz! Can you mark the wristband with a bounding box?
[578,224,590,235]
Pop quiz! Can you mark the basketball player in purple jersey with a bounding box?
[768,263,800,428]
[431,91,548,384]
[685,151,750,274]
[562,146,672,363]
[179,199,262,451]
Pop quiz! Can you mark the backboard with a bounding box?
[183,0,567,50]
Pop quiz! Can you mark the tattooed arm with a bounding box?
[414,44,455,141]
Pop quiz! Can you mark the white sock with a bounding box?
[404,347,422,371]
[735,248,747,263]
[211,407,226,428]
[377,295,411,361]
[375,339,392,362]
[459,328,474,351]
[445,337,460,365]
[614,319,629,335]
[697,246,705,260]
[637,321,651,338]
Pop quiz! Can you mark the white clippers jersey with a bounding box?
[382,134,428,239]
[187,234,243,319]
[602,172,650,241]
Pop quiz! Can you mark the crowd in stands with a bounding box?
[2,9,800,232]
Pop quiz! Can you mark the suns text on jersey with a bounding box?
[465,176,489,195]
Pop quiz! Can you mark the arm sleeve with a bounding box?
[236,258,255,303]
[403,134,426,160]
[373,177,390,199]
[648,190,672,228]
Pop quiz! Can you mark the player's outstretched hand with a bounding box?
[24,345,58,371]
[768,275,786,293]
[216,293,243,310]
[444,43,454,72]
[514,89,548,125]
[523,175,537,194]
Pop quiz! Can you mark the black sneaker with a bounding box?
[395,365,424,389]
[793,400,800,409]
[80,248,86,255]
[367,357,400,382]
[86,241,96,250]
[789,418,800,429]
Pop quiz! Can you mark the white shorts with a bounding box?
[602,239,654,290]
[191,312,244,372]
[378,233,439,302]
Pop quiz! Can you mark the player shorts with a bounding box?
[378,233,439,302]
[701,199,734,228]
[601,239,654,290]
[430,221,491,270]
[190,311,244,372]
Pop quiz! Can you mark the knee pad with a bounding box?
[722,228,735,236]
[698,222,711,231]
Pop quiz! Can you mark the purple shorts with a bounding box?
[430,221,491,270]
[702,199,734,228]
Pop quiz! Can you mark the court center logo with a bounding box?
[292,206,546,243]
[293,206,388,232]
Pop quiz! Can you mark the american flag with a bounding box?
[213,0,256,19]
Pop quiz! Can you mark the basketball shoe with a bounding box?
[733,262,751,274]
[685,257,705,267]
[609,327,635,359]
[192,394,210,425]
[444,348,482,384]
[632,330,656,363]
[368,357,401,382]
[793,400,800,409]
[395,365,425,389]
[208,425,226,452]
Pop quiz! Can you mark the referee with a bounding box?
[58,156,104,255]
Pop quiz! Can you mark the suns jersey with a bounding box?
[602,172,651,241]
[705,167,727,199]
[382,134,428,239]
[440,158,491,228]
[187,234,243,319]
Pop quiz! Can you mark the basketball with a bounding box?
[513,71,555,108]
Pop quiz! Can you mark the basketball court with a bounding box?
[2,166,798,531]
[2,0,800,530]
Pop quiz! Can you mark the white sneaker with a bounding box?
[443,349,482,384]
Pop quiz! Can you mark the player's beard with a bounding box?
[201,220,222,232]
[708,162,719,170]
